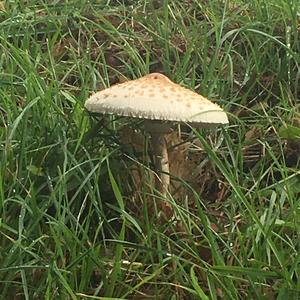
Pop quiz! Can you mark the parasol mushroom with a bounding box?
[85,73,228,216]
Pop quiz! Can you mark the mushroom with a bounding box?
[85,73,228,216]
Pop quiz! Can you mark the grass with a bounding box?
[1,0,300,299]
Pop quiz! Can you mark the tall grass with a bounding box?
[1,0,300,299]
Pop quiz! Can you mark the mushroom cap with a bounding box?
[85,73,228,125]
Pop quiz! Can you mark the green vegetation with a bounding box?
[1,0,300,299]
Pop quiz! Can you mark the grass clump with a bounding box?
[0,0,300,299]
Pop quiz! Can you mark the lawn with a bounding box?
[1,0,300,299]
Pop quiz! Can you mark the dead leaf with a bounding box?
[0,2,5,11]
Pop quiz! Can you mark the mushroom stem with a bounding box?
[151,132,172,218]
